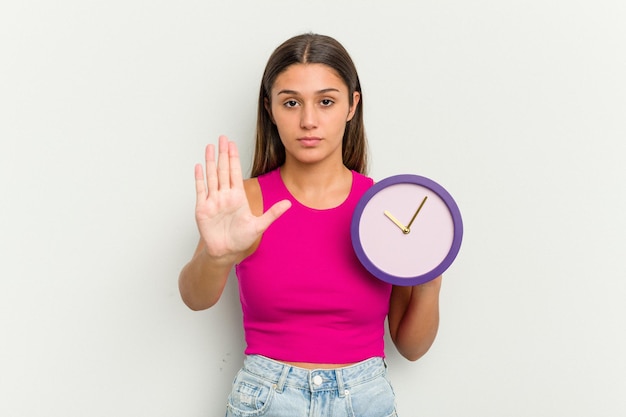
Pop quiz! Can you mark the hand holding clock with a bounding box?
[351,174,463,286]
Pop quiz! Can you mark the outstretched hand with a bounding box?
[194,136,291,261]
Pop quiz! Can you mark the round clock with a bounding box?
[351,174,463,286]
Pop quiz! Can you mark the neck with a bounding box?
[281,160,349,188]
[280,160,353,209]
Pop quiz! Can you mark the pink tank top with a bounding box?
[235,168,392,363]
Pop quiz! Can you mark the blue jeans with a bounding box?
[225,355,398,417]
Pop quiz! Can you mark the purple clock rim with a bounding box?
[350,174,464,286]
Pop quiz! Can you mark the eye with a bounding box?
[320,98,334,107]
[283,100,299,108]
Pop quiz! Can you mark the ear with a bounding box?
[264,97,276,124]
[346,91,361,122]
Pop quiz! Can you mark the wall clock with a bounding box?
[351,174,463,286]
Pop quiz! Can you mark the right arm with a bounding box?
[178,239,237,311]
[178,136,291,311]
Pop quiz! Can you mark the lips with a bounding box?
[297,136,322,147]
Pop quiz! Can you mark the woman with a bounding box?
[179,33,442,417]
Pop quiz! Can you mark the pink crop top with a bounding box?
[235,168,392,363]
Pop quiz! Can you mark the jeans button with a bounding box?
[312,375,323,386]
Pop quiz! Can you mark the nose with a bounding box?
[300,105,318,130]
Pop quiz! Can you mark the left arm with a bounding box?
[388,275,442,361]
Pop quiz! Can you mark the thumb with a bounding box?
[256,199,292,233]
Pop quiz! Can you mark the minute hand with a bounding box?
[405,196,428,231]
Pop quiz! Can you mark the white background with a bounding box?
[1,1,625,416]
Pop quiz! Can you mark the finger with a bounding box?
[228,141,244,189]
[217,135,230,190]
[194,163,207,200]
[205,143,218,196]
[256,199,292,233]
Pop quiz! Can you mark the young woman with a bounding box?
[179,33,442,417]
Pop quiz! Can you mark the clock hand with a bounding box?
[405,196,428,231]
[384,210,410,234]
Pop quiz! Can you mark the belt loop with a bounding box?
[275,364,290,393]
[335,368,346,398]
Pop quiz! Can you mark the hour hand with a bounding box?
[384,210,409,234]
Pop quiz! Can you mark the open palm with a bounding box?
[194,136,290,259]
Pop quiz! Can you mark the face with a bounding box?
[266,63,360,167]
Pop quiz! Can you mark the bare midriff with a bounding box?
[281,361,358,370]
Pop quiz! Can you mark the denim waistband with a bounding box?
[241,355,386,395]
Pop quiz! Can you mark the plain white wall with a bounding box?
[1,1,625,416]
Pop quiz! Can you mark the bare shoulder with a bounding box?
[244,177,263,216]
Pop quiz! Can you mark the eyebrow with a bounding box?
[276,88,342,96]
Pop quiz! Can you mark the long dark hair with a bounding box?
[250,33,368,177]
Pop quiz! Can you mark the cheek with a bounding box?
[328,112,351,132]
[272,115,293,135]
[270,107,294,126]
[271,115,296,144]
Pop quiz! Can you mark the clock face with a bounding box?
[351,175,463,286]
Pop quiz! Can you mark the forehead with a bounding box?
[271,63,346,93]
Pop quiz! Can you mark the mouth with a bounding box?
[297,136,322,147]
